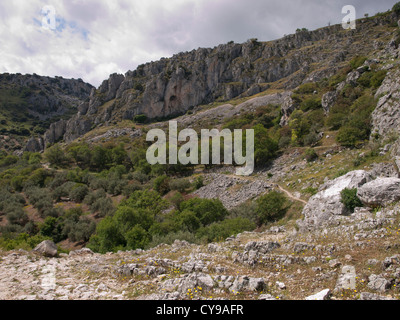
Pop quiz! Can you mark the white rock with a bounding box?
[305,289,331,300]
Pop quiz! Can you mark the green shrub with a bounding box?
[228,201,258,223]
[336,126,364,147]
[253,124,279,166]
[350,56,367,70]
[0,233,51,251]
[67,217,96,242]
[90,197,115,217]
[153,175,170,195]
[169,178,191,193]
[44,144,68,167]
[256,191,290,225]
[304,148,318,162]
[134,114,148,124]
[193,176,204,189]
[69,184,89,203]
[196,218,256,242]
[340,188,363,213]
[146,230,198,248]
[180,198,228,226]
[295,82,318,95]
[169,192,184,210]
[0,155,19,167]
[300,98,322,112]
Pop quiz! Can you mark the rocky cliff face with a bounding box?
[0,73,93,121]
[42,12,399,146]
[0,73,94,152]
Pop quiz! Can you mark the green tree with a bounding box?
[45,144,68,167]
[256,191,290,225]
[180,198,228,226]
[253,124,278,166]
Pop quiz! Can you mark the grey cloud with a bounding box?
[0,0,399,87]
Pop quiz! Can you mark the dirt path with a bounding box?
[276,185,307,205]
[224,173,308,205]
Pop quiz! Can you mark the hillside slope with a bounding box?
[1,8,400,302]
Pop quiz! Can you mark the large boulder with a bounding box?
[33,240,58,257]
[299,170,372,229]
[357,177,400,207]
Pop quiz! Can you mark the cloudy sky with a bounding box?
[0,0,398,87]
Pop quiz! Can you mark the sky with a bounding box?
[0,0,398,87]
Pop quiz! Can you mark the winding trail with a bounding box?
[225,173,308,205]
[276,184,307,205]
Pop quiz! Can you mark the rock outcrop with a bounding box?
[33,240,58,257]
[357,177,400,207]
[299,170,372,229]
[372,68,400,139]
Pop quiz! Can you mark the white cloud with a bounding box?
[0,0,397,87]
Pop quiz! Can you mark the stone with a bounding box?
[69,248,94,256]
[258,294,277,300]
[244,241,281,254]
[305,289,331,300]
[248,278,265,292]
[382,255,400,269]
[300,170,372,229]
[293,242,314,253]
[328,259,341,268]
[276,281,286,290]
[367,274,392,293]
[279,94,297,126]
[359,292,395,300]
[357,178,400,207]
[321,91,337,114]
[24,136,44,152]
[33,240,58,257]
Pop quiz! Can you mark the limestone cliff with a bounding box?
[43,12,399,146]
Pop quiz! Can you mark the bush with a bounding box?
[304,148,318,162]
[153,175,170,195]
[45,144,68,167]
[90,197,115,217]
[253,124,279,166]
[350,56,367,70]
[169,178,191,193]
[67,217,96,242]
[146,230,198,248]
[0,233,51,251]
[228,201,258,223]
[193,176,204,189]
[300,98,322,112]
[0,155,19,167]
[256,191,290,225]
[336,126,364,147]
[196,218,256,243]
[180,198,228,226]
[295,82,318,94]
[340,188,363,213]
[134,114,148,124]
[69,184,89,203]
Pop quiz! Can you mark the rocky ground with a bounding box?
[1,198,399,300]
